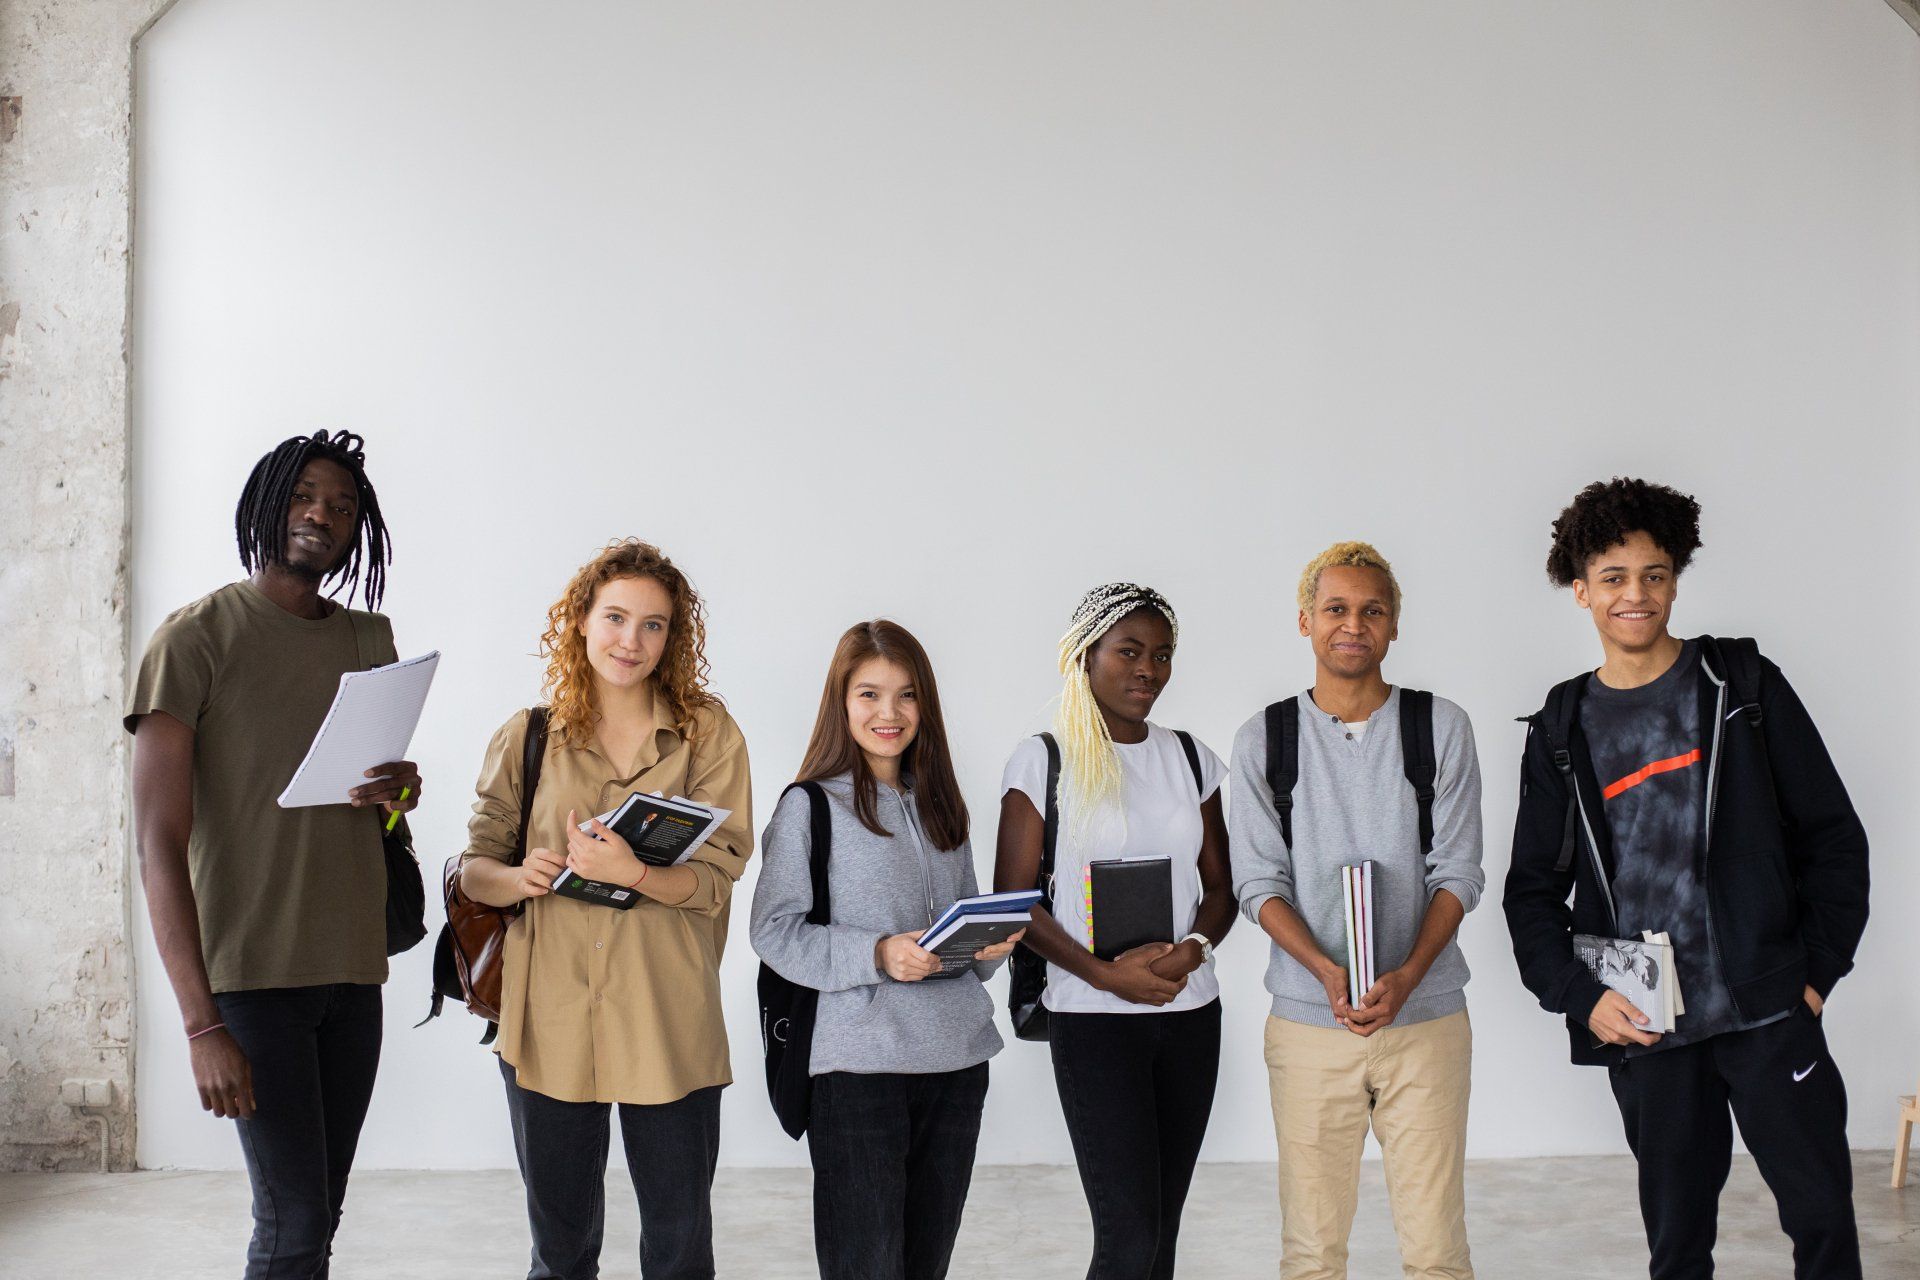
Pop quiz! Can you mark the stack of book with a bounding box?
[1573,930,1683,1032]
[917,890,1042,978]
[1342,861,1376,1007]
[549,792,733,910]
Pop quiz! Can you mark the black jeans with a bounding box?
[806,1063,990,1280]
[498,1057,722,1280]
[1609,1003,1860,1280]
[1049,1000,1222,1280]
[213,983,384,1280]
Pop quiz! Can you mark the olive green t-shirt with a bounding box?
[124,580,398,992]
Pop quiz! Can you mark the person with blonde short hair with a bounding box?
[1231,541,1484,1280]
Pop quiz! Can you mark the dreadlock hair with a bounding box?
[234,429,392,610]
[1546,477,1702,588]
[1054,582,1180,829]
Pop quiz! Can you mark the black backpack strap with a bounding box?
[1700,636,1764,726]
[514,706,551,869]
[1263,699,1300,850]
[1699,635,1775,814]
[1036,733,1061,906]
[792,782,832,926]
[1397,690,1437,857]
[1172,729,1205,796]
[1539,678,1583,874]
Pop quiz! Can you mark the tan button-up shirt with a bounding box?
[463,691,753,1104]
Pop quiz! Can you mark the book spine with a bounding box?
[1343,867,1361,1007]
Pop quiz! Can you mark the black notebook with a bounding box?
[1088,856,1175,961]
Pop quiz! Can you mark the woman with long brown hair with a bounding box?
[460,538,752,1280]
[750,620,1020,1280]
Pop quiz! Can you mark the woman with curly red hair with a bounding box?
[460,538,752,1280]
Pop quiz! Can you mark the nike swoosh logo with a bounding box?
[1793,1061,1818,1082]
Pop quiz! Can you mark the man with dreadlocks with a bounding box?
[127,430,421,1277]
[994,582,1236,1280]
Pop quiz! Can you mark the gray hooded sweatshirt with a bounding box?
[749,773,1005,1076]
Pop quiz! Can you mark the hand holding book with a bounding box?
[1587,988,1662,1047]
[875,926,1029,982]
[1345,968,1418,1037]
[876,933,943,982]
[514,846,570,902]
[564,808,643,886]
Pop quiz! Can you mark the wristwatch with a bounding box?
[1180,932,1214,965]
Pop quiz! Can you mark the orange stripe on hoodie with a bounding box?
[1603,748,1702,801]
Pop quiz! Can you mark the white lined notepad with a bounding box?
[277,651,440,808]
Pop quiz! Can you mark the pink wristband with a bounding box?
[187,1022,226,1042]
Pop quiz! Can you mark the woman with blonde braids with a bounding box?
[993,583,1236,1280]
[460,539,752,1280]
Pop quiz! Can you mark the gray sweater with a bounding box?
[749,774,1004,1076]
[1229,688,1485,1028]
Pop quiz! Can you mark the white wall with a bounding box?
[130,1,1920,1170]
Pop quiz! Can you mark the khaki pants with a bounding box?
[1263,1009,1473,1280]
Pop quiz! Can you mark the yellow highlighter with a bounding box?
[385,787,411,833]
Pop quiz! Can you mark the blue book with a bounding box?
[916,890,1042,979]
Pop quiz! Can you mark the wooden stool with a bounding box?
[1896,1076,1919,1188]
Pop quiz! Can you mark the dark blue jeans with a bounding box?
[213,983,384,1280]
[498,1057,722,1280]
[806,1063,990,1280]
[1050,1000,1221,1280]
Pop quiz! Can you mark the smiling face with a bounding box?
[1572,529,1677,653]
[845,655,920,774]
[1300,564,1398,680]
[578,574,674,694]
[1085,607,1175,730]
[279,458,359,580]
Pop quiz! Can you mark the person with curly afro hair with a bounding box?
[1545,477,1702,590]
[1506,478,1870,1280]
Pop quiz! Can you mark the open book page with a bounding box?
[277,651,440,808]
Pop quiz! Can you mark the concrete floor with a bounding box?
[0,1152,1913,1278]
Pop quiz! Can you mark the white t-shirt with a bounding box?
[1000,723,1226,1015]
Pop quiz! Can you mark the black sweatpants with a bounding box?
[806,1063,990,1280]
[1608,1003,1859,1280]
[1049,1000,1222,1280]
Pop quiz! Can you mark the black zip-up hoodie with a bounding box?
[1503,636,1869,1066]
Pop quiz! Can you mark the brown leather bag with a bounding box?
[422,707,548,1042]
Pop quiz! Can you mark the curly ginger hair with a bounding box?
[540,539,722,746]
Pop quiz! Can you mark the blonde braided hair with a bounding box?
[1054,582,1179,828]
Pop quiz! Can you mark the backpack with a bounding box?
[1263,690,1438,855]
[1531,638,1768,876]
[756,781,831,1140]
[1007,728,1205,1043]
[420,706,549,1043]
